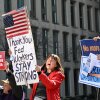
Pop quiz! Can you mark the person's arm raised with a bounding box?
[4,61,23,99]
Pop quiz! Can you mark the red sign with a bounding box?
[0,51,5,70]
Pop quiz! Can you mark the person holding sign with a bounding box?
[0,61,23,100]
[30,54,65,100]
[89,36,100,78]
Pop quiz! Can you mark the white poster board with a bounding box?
[3,8,39,85]
[79,39,100,88]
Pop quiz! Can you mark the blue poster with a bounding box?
[80,39,100,56]
[79,39,100,88]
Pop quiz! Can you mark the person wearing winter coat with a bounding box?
[0,61,23,100]
[30,54,65,100]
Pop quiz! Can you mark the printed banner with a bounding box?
[2,7,39,85]
[0,51,5,70]
[80,39,100,56]
[79,39,100,88]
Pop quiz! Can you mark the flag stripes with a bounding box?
[3,8,29,38]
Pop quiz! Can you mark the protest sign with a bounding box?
[2,7,39,85]
[80,39,100,56]
[0,51,5,70]
[79,39,100,88]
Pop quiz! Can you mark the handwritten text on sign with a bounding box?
[7,34,39,85]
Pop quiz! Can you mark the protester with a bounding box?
[89,36,100,78]
[92,36,100,100]
[0,61,23,100]
[30,54,65,100]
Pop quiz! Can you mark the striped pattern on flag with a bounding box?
[3,8,29,38]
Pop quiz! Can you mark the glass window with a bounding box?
[41,0,47,21]
[52,11,57,23]
[95,8,99,32]
[94,0,99,2]
[42,29,48,59]
[91,86,97,98]
[80,35,86,40]
[53,30,59,54]
[31,26,38,57]
[74,69,79,95]
[65,68,70,96]
[52,0,56,6]
[61,0,67,25]
[30,0,36,19]
[41,0,46,9]
[63,32,69,61]
[4,0,11,13]
[51,0,57,24]
[70,1,76,27]
[17,0,24,9]
[72,34,78,61]
[87,6,92,30]
[79,3,84,29]
[83,84,87,95]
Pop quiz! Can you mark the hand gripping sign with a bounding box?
[2,7,39,85]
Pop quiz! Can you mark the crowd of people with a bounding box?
[0,36,100,100]
[0,52,65,100]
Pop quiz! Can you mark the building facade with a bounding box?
[0,0,100,99]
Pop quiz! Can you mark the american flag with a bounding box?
[3,8,29,38]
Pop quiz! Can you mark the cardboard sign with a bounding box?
[79,39,100,88]
[3,8,39,85]
[0,51,5,70]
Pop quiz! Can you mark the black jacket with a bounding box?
[0,71,23,100]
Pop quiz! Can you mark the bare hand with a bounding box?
[4,61,9,72]
[35,65,42,72]
[8,49,12,56]
[93,36,100,41]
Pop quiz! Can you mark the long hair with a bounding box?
[41,54,64,74]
